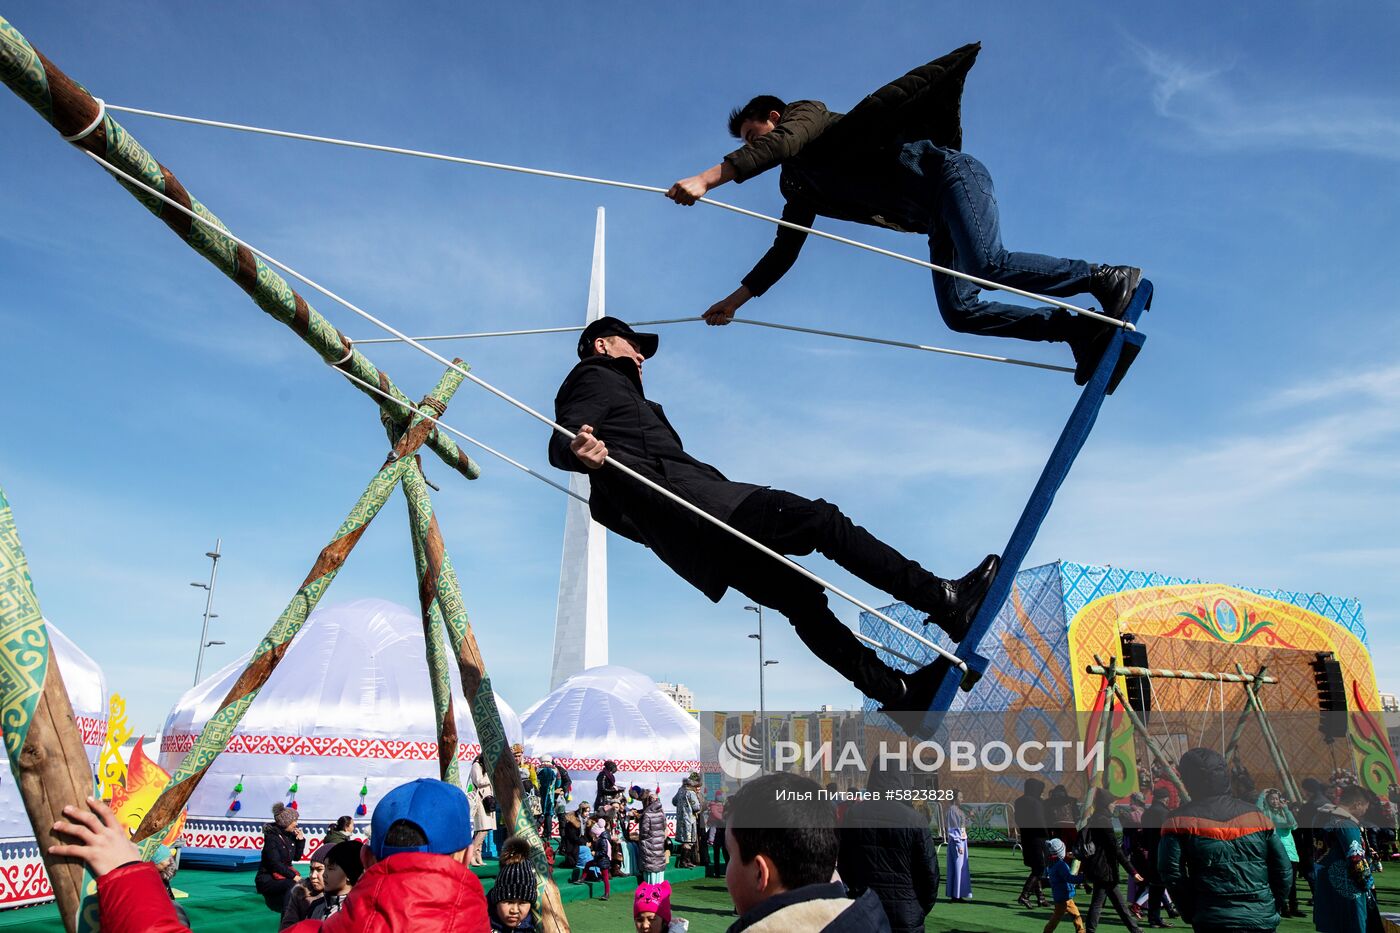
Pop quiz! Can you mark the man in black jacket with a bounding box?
[837,770,939,932]
[548,316,998,710]
[1013,778,1049,907]
[667,44,1144,384]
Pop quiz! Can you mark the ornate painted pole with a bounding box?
[381,393,460,787]
[0,14,481,482]
[399,460,570,932]
[0,485,92,932]
[135,370,466,846]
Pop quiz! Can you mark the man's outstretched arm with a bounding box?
[667,100,835,204]
[702,199,817,325]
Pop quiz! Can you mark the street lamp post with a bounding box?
[746,605,779,772]
[190,538,222,685]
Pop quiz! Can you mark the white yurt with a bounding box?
[0,620,108,909]
[520,665,704,824]
[158,598,522,856]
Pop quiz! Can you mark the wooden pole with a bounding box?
[0,485,91,933]
[1224,666,1267,765]
[399,461,570,932]
[1106,680,1190,804]
[1077,656,1120,829]
[0,13,482,482]
[1235,663,1302,802]
[135,373,465,846]
[381,378,464,786]
[1086,665,1277,684]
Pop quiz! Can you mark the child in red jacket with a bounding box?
[51,778,492,933]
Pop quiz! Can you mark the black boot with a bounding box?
[1090,264,1143,320]
[918,554,1000,642]
[1068,265,1142,385]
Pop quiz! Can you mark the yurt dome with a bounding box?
[520,665,702,815]
[0,620,108,908]
[158,598,523,825]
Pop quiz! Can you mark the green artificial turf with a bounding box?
[3,846,1398,931]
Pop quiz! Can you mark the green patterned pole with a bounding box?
[0,14,481,482]
[381,367,466,787]
[135,378,466,847]
[1,485,93,932]
[399,461,570,932]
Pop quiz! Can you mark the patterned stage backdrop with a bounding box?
[860,560,1393,802]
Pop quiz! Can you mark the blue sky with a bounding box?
[1,2,1397,734]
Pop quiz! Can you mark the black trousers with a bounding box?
[1085,882,1141,933]
[723,489,949,700]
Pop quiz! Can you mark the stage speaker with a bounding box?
[1121,636,1151,719]
[1311,653,1348,740]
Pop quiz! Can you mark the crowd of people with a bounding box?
[1010,749,1395,933]
[43,744,1397,933]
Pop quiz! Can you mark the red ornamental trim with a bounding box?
[158,735,718,772]
[0,858,54,908]
[182,829,265,851]
[161,733,486,762]
[538,757,718,774]
[76,715,108,748]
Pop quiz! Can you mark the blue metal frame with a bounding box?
[916,281,1153,737]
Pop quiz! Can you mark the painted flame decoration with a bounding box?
[109,737,186,847]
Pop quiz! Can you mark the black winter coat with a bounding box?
[1014,793,1049,869]
[723,43,981,297]
[837,800,938,933]
[1079,812,1135,885]
[727,883,892,933]
[549,355,761,601]
[594,767,619,810]
[255,823,306,893]
[559,816,584,867]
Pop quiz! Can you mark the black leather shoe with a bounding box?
[1090,264,1142,320]
[897,657,953,713]
[925,554,1000,642]
[1070,265,1142,385]
[869,669,909,709]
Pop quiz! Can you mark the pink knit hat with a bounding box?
[633,881,672,922]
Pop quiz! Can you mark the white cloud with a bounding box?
[1130,39,1400,160]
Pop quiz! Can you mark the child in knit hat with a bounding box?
[1043,838,1085,933]
[634,880,688,932]
[308,840,365,920]
[489,835,538,931]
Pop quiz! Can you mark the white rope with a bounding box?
[350,319,699,345]
[330,364,587,504]
[84,149,966,673]
[855,631,923,670]
[353,316,1074,374]
[105,103,1132,331]
[62,98,106,142]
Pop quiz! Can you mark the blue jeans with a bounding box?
[918,147,1094,343]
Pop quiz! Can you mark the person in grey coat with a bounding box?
[633,785,670,883]
[672,778,702,868]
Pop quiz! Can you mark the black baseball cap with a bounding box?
[577,316,659,360]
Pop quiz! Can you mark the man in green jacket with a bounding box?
[1159,748,1292,932]
[667,44,1144,384]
